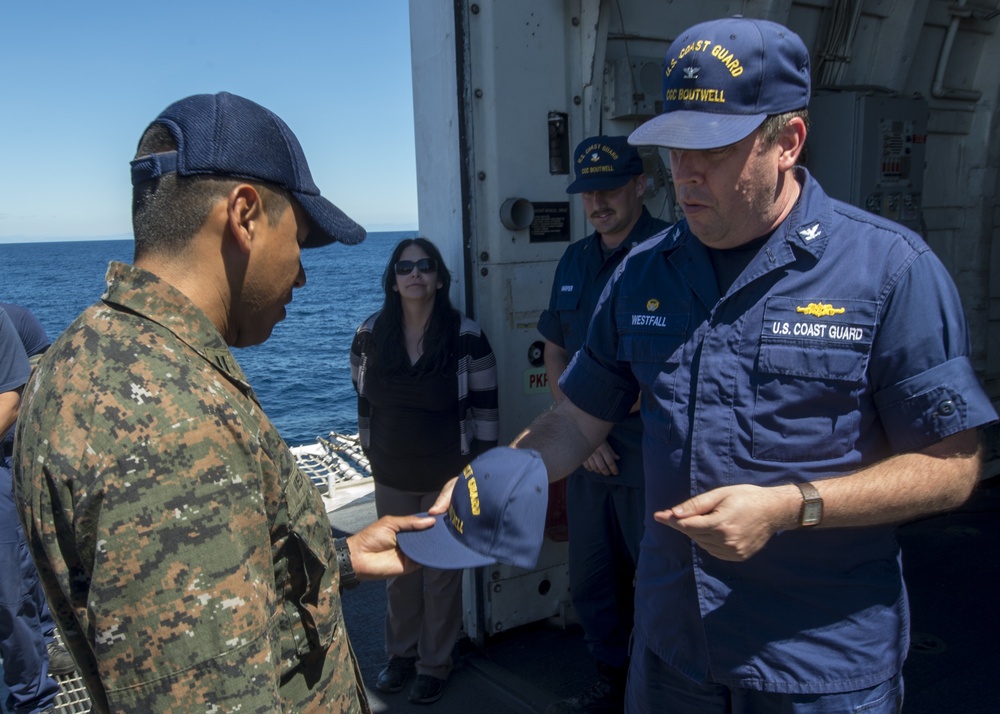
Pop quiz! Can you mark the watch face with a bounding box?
[802,501,823,526]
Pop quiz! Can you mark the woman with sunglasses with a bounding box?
[350,237,499,705]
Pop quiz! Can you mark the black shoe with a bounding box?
[545,672,625,713]
[375,656,416,693]
[408,674,446,705]
[46,640,77,676]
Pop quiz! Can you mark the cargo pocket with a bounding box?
[279,466,337,660]
[752,342,867,461]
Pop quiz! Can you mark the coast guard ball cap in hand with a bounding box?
[397,448,548,570]
[129,92,366,248]
[628,17,811,150]
[566,135,645,193]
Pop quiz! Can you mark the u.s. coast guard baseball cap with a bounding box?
[129,92,366,248]
[629,17,811,150]
[566,135,645,193]
[397,447,549,570]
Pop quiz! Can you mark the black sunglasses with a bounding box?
[394,258,437,275]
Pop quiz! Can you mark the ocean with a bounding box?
[1,232,414,445]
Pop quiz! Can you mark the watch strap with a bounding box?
[795,481,823,527]
[334,536,360,590]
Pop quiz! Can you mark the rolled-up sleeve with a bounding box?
[871,251,997,451]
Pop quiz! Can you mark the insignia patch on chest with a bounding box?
[763,296,874,346]
[646,299,660,311]
[796,303,845,317]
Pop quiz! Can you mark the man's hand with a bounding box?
[582,440,620,476]
[654,484,799,561]
[347,514,436,580]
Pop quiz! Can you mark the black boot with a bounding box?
[544,661,627,713]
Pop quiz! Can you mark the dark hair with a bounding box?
[131,124,291,260]
[369,237,458,377]
[760,109,810,145]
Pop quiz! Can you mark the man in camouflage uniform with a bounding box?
[13,92,434,713]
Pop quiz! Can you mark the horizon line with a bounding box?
[0,226,420,246]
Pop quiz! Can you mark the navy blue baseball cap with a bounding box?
[130,92,366,248]
[566,135,644,193]
[629,17,811,150]
[397,447,549,570]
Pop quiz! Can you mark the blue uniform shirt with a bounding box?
[560,168,998,693]
[0,303,50,455]
[538,207,669,488]
[0,307,30,402]
[0,303,51,359]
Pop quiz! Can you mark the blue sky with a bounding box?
[0,1,418,243]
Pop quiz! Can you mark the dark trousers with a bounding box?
[374,483,463,680]
[0,459,59,714]
[627,628,904,713]
[566,473,644,671]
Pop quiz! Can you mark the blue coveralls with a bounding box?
[537,207,669,671]
[0,305,59,714]
[559,169,998,705]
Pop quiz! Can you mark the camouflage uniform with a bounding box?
[13,262,369,713]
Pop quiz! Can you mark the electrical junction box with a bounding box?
[807,91,928,233]
[605,55,664,120]
[461,537,574,646]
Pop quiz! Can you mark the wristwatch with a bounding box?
[334,537,360,590]
[795,482,823,527]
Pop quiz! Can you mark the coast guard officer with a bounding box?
[539,135,668,713]
[486,16,998,713]
[0,303,77,714]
